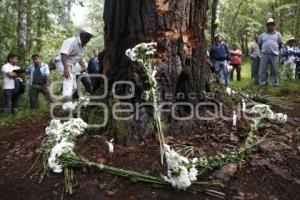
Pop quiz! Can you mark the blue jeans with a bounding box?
[259,54,279,86]
[251,57,260,82]
[214,61,230,85]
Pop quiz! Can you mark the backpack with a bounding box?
[14,78,25,94]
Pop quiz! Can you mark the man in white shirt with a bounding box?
[1,54,21,113]
[54,27,94,104]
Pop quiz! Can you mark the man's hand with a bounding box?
[80,65,87,73]
[79,59,87,73]
[63,67,70,78]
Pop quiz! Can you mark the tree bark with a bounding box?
[211,0,219,46]
[17,0,27,65]
[101,0,209,144]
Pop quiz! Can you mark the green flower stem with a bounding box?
[60,154,225,198]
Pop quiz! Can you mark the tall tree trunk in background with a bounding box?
[211,0,219,45]
[36,0,44,53]
[26,0,32,56]
[293,1,300,38]
[17,0,27,65]
[101,0,209,144]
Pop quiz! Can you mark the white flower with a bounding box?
[164,144,198,190]
[164,166,192,190]
[125,42,157,62]
[63,101,77,111]
[188,166,198,182]
[44,118,88,173]
[151,69,157,80]
[79,97,90,107]
[48,139,75,173]
[273,113,288,123]
[226,87,232,95]
[250,104,288,124]
[192,158,198,164]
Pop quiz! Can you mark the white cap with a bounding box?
[266,18,275,24]
[81,27,94,37]
[287,36,296,42]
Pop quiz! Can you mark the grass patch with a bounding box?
[0,105,49,128]
[231,57,300,96]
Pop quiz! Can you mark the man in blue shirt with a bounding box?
[88,49,100,74]
[88,49,103,93]
[258,18,283,87]
[27,54,53,109]
[209,34,230,86]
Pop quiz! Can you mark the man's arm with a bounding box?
[45,76,50,86]
[44,64,51,86]
[258,34,263,51]
[61,53,70,78]
[6,71,18,78]
[278,33,283,49]
[2,66,18,78]
[78,59,87,72]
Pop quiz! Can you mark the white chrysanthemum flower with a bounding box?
[250,104,287,124]
[45,118,88,173]
[151,69,157,80]
[164,144,198,190]
[188,166,198,182]
[62,101,77,111]
[273,113,288,123]
[48,139,75,173]
[226,87,232,95]
[164,166,192,190]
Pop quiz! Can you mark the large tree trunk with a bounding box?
[17,0,27,65]
[210,0,219,46]
[100,0,209,144]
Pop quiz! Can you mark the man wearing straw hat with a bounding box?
[53,27,94,108]
[258,18,283,87]
[281,37,298,80]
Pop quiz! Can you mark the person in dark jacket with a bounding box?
[209,34,231,86]
[87,50,104,93]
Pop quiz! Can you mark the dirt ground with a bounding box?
[1,96,300,200]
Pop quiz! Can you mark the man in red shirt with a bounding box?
[229,43,243,81]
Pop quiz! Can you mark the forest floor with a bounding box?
[0,90,300,200]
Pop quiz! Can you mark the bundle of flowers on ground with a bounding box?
[172,104,288,175]
[36,117,225,198]
[250,104,287,123]
[164,144,198,190]
[37,118,88,173]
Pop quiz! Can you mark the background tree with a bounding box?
[17,0,27,65]
[210,0,219,45]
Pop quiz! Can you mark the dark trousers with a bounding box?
[230,64,241,81]
[72,75,93,99]
[29,84,53,109]
[251,57,260,83]
[2,89,20,113]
